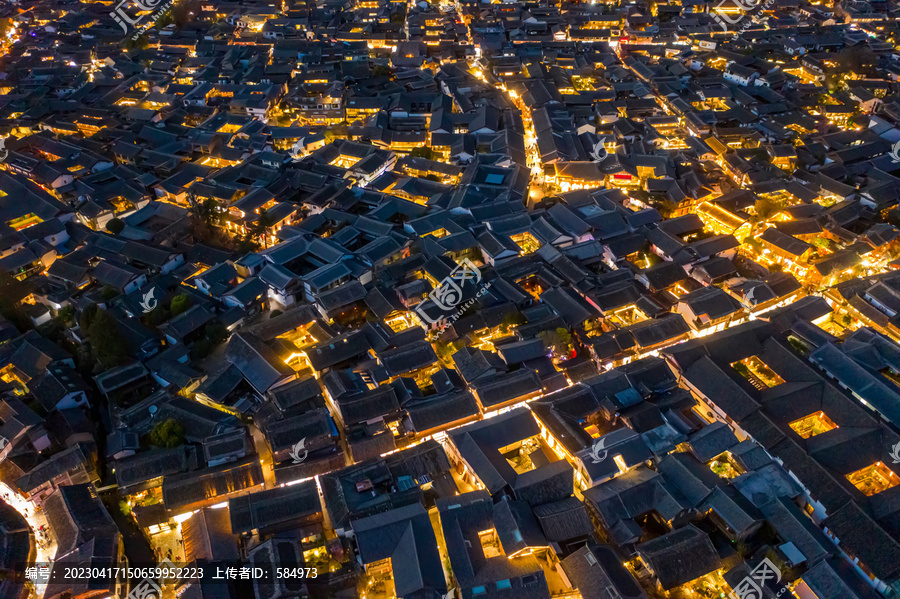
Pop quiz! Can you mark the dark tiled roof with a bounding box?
[44,483,117,556]
[225,332,294,394]
[687,421,739,462]
[182,507,240,562]
[635,525,720,590]
[162,455,264,513]
[561,544,647,599]
[229,479,321,534]
[115,445,194,490]
[352,502,448,598]
[532,496,594,542]
[405,390,480,433]
[824,501,900,581]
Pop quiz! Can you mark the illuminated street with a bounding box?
[1,483,55,599]
[0,1,899,599]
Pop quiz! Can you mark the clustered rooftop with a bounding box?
[1,0,900,598]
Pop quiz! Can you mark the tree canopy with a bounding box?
[106,218,125,235]
[0,272,30,331]
[409,146,435,160]
[101,285,119,301]
[88,308,128,366]
[500,311,527,332]
[0,18,12,37]
[539,328,573,357]
[170,293,193,317]
[150,418,186,448]
[752,197,783,223]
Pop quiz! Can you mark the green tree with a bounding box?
[101,285,119,301]
[88,309,128,366]
[171,0,196,29]
[57,305,75,325]
[743,237,762,253]
[732,362,751,379]
[887,208,900,229]
[155,10,175,28]
[106,218,125,235]
[500,311,527,331]
[236,233,260,253]
[752,197,783,223]
[150,418,185,448]
[372,64,392,77]
[204,321,227,345]
[146,306,169,326]
[0,271,30,331]
[835,45,876,75]
[788,336,809,355]
[539,328,573,357]
[655,199,679,219]
[249,208,276,249]
[191,198,220,227]
[74,344,94,374]
[190,338,213,360]
[409,146,435,160]
[434,339,466,365]
[169,293,192,317]
[79,304,99,332]
[190,320,227,361]
[0,18,13,39]
[123,35,149,50]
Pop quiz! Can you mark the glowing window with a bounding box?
[789,411,838,439]
[7,213,42,231]
[584,424,601,439]
[731,356,785,388]
[846,462,900,497]
[478,528,503,558]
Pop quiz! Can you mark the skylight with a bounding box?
[846,462,899,497]
[731,356,785,388]
[789,411,838,439]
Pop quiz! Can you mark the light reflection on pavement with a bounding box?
[0,482,56,599]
